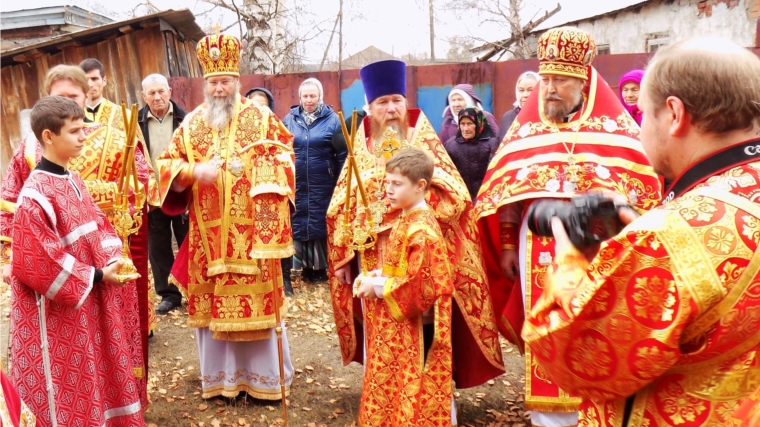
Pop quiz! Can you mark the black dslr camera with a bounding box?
[525,193,629,248]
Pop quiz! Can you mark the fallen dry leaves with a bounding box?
[142,284,529,426]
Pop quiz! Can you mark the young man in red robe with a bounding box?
[10,96,144,426]
[353,148,455,426]
[0,66,152,402]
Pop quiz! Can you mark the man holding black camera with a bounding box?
[521,37,760,426]
[476,27,662,427]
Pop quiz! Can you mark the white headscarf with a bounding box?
[443,89,481,119]
[299,77,324,125]
[299,78,324,103]
[514,71,541,108]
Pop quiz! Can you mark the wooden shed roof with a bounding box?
[1,9,205,67]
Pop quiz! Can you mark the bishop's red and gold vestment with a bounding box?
[157,95,296,399]
[522,157,760,427]
[10,164,144,427]
[326,109,505,388]
[476,67,662,416]
[358,205,454,427]
[0,122,153,404]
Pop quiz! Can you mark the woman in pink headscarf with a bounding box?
[619,69,644,125]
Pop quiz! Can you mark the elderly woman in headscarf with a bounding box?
[497,71,540,144]
[443,107,499,201]
[619,69,644,125]
[439,83,499,143]
[283,78,345,284]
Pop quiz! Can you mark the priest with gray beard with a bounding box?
[156,33,297,400]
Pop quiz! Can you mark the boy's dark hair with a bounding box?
[79,58,106,77]
[385,148,434,190]
[31,96,85,144]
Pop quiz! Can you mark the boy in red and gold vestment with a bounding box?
[353,148,456,426]
[10,96,144,426]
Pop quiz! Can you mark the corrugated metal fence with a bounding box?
[169,53,663,133]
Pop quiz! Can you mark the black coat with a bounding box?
[137,100,188,155]
[443,131,499,201]
[497,106,520,144]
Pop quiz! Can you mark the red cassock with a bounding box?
[10,169,144,427]
[0,125,152,390]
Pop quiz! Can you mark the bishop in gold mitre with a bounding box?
[156,32,297,400]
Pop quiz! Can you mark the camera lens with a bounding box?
[526,200,572,238]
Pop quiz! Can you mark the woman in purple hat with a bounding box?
[619,69,644,125]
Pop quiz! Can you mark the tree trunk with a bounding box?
[429,0,436,61]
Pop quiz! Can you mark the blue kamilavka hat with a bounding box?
[360,60,407,103]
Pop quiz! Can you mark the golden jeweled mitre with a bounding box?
[196,33,242,78]
[537,26,596,81]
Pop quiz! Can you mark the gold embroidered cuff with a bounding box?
[174,163,195,189]
[502,244,517,251]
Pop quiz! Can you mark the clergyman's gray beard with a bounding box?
[204,93,236,130]
[544,90,583,122]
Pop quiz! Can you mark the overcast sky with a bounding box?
[1,0,642,63]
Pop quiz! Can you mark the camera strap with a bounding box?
[661,138,760,205]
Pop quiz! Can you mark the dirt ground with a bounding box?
[0,280,529,427]
[142,283,529,427]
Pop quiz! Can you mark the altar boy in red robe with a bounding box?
[9,96,145,427]
[353,148,455,427]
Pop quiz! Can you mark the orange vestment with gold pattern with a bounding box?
[476,67,662,414]
[156,95,295,339]
[326,109,505,388]
[522,161,760,427]
[359,206,454,427]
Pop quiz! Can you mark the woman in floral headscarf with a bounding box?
[619,69,644,125]
[443,107,499,201]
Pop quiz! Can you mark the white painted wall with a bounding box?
[527,0,757,54]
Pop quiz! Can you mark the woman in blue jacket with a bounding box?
[283,78,346,283]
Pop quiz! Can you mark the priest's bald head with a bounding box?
[639,36,760,181]
[361,60,410,143]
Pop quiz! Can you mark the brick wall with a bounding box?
[696,0,744,17]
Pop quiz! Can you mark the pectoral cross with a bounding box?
[564,156,581,184]
[374,126,409,160]
[372,183,386,226]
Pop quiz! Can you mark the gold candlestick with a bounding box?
[114,103,144,283]
[337,110,377,275]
